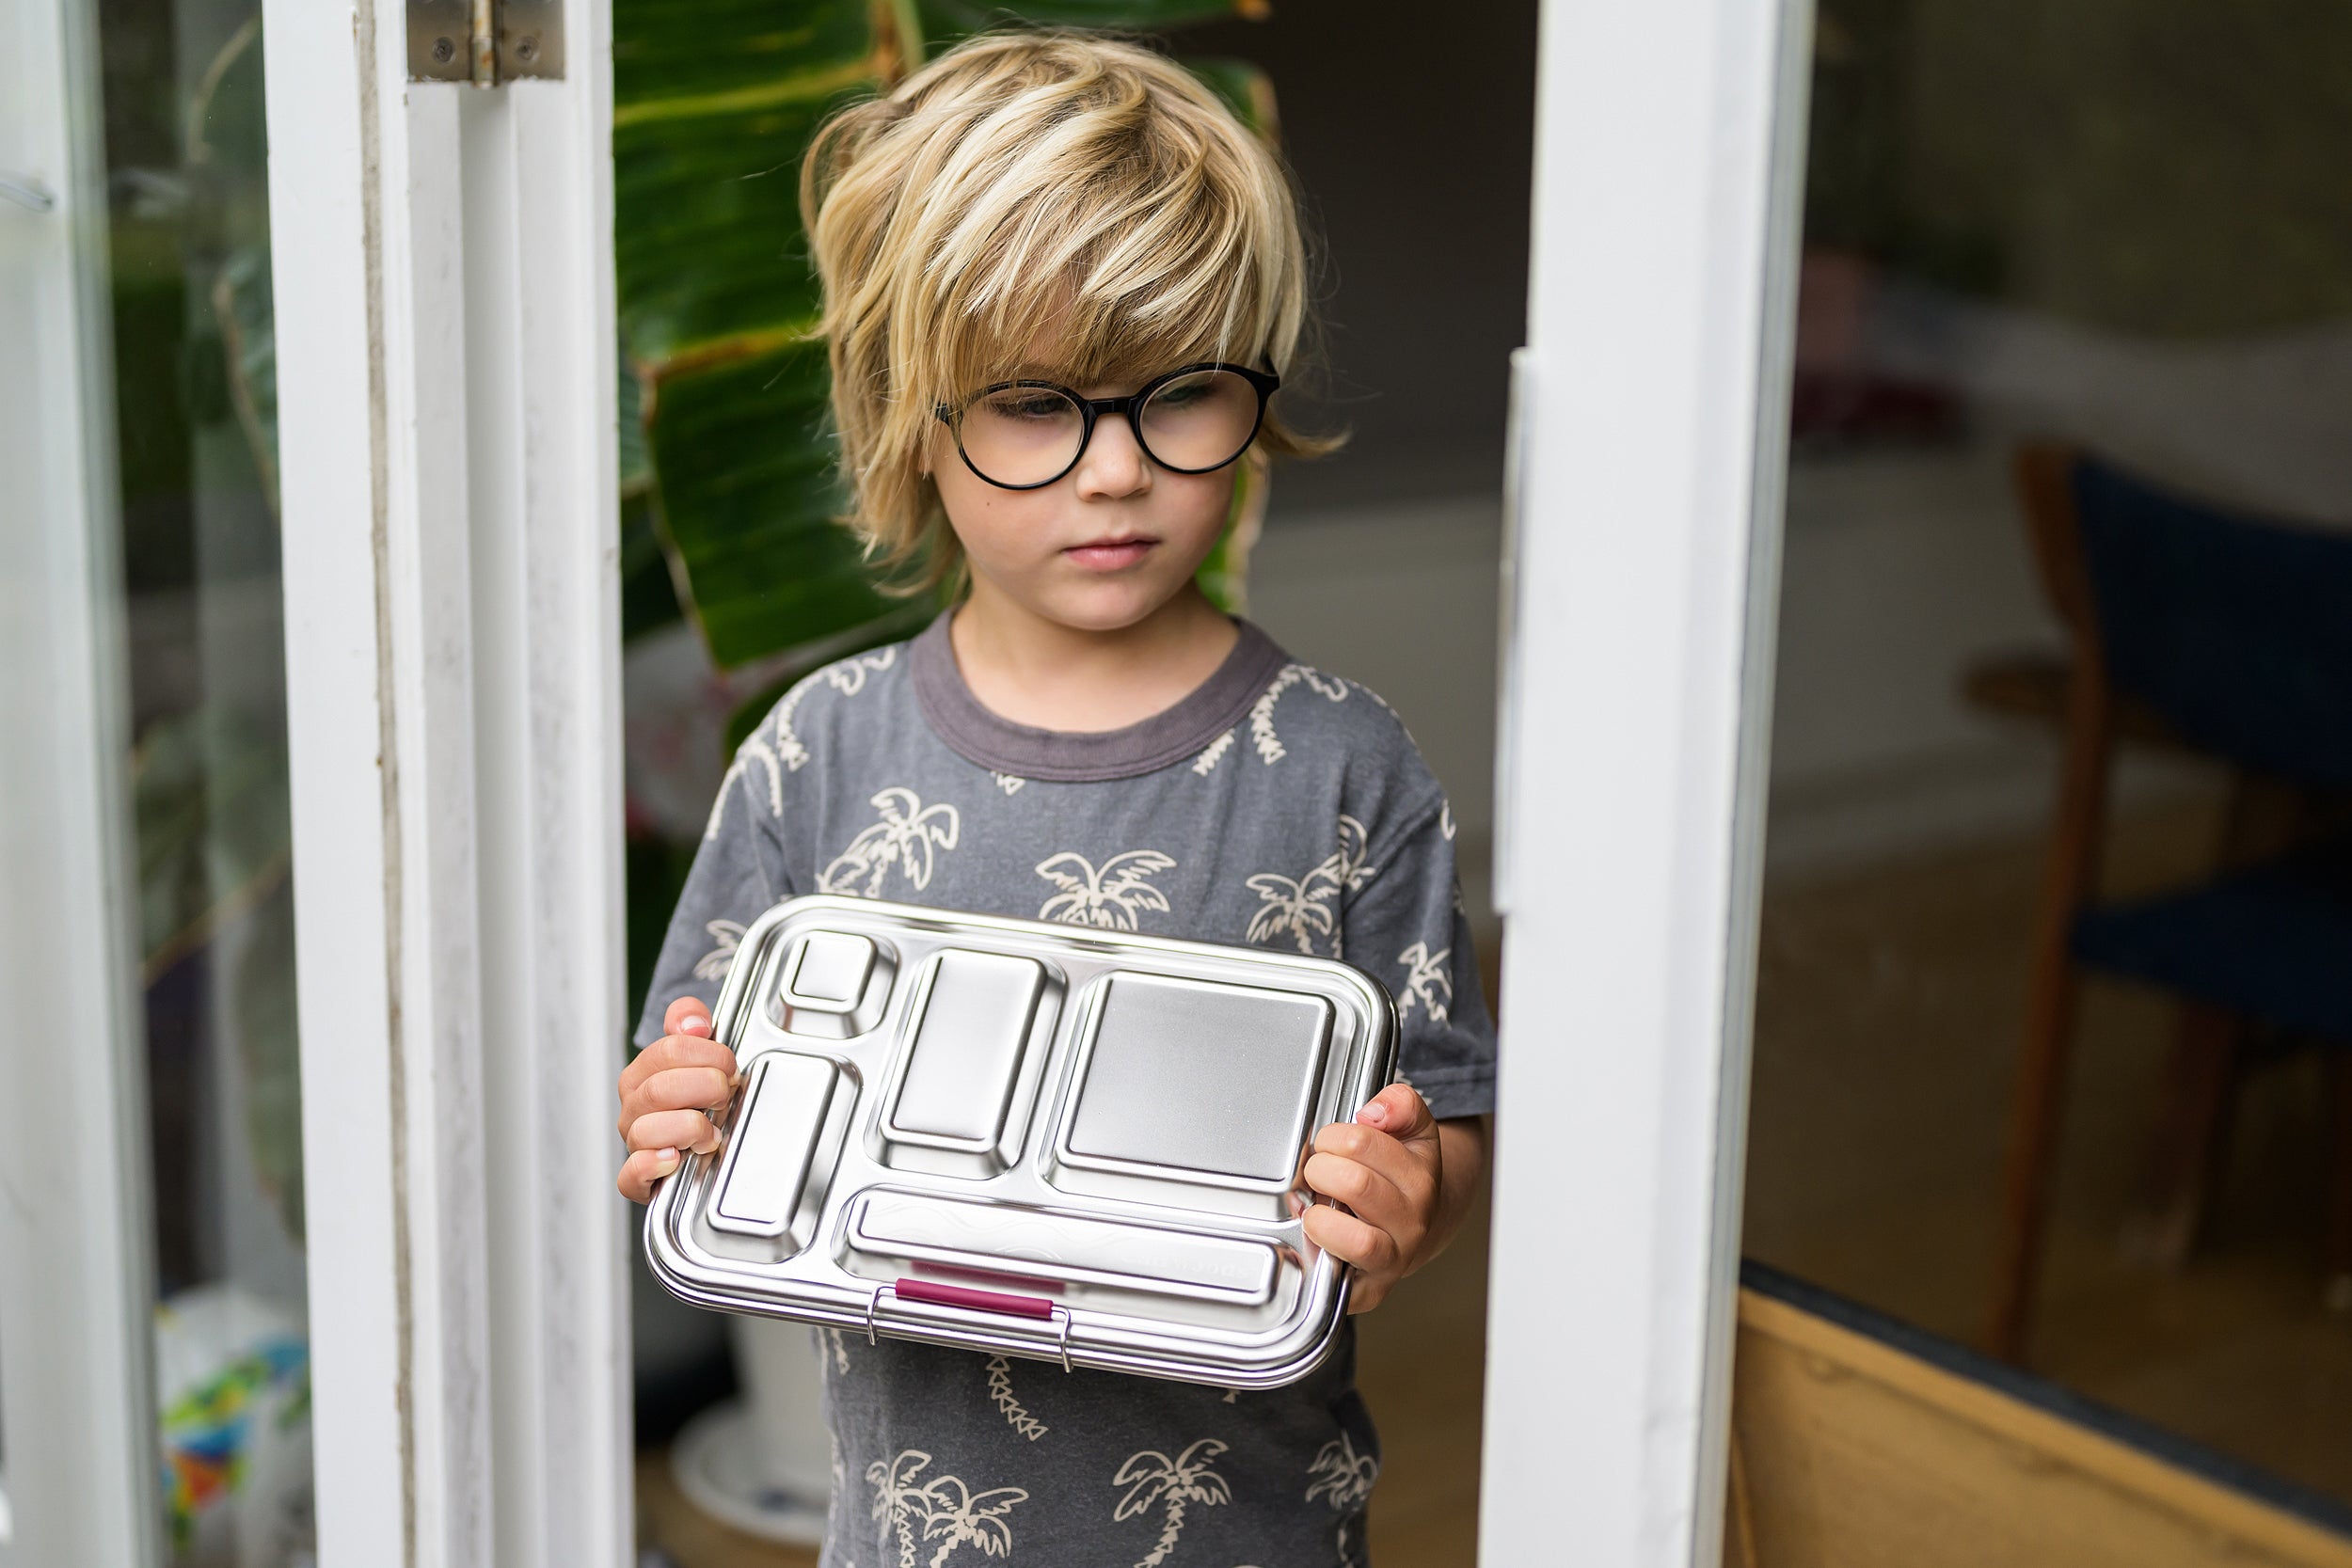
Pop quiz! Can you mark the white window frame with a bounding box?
[1479,0,1810,1563]
[0,0,165,1560]
[262,0,630,1563]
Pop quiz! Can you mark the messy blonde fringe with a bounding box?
[801,29,1335,593]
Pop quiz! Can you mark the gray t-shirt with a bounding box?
[637,611,1497,1568]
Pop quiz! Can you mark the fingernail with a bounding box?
[1358,1102,1389,1128]
[679,1015,711,1037]
[654,1148,680,1174]
[693,1128,721,1156]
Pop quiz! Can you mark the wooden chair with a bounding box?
[1982,444,2352,1364]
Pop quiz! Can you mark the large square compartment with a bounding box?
[1060,973,1333,1187]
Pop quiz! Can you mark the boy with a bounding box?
[616,31,1495,1566]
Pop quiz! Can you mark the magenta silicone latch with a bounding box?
[894,1275,1057,1319]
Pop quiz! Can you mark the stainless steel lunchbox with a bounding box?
[644,894,1398,1388]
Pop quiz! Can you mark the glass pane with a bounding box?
[98,0,311,1559]
[1744,0,2352,1528]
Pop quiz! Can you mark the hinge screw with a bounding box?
[432,35,456,65]
[515,34,539,63]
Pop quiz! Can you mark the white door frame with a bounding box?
[1479,0,1811,1562]
[0,0,166,1560]
[262,0,629,1562]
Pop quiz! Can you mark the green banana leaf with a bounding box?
[616,0,1277,703]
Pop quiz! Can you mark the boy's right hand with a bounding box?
[616,996,739,1204]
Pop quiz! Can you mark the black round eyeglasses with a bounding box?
[933,362,1280,491]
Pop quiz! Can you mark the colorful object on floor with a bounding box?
[154,1284,313,1555]
[162,1336,309,1542]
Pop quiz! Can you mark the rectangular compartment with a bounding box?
[708,1051,839,1237]
[882,950,1046,1154]
[849,1190,1278,1307]
[1060,973,1332,1187]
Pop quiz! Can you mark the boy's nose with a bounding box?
[1073,410,1152,499]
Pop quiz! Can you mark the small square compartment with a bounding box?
[771,930,892,1039]
[1060,974,1332,1188]
[787,932,874,1010]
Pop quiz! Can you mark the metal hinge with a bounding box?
[407,0,564,86]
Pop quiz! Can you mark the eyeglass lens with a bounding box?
[958,368,1263,487]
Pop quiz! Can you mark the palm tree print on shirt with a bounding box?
[918,1475,1028,1566]
[1324,816,1376,895]
[1247,664,1349,765]
[1243,816,1377,958]
[1244,871,1339,954]
[869,1450,934,1568]
[1036,849,1176,930]
[866,1450,1029,1568]
[704,648,897,839]
[1395,941,1454,1025]
[1112,1438,1232,1568]
[820,788,961,897]
[1189,729,1235,775]
[1305,1433,1380,1567]
[984,1354,1047,1440]
[823,646,897,696]
[691,918,743,981]
[706,724,787,840]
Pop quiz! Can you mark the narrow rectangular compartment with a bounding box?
[884,950,1046,1152]
[849,1190,1278,1306]
[1061,974,1332,1187]
[709,1052,840,1237]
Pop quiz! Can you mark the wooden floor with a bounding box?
[640,795,2352,1564]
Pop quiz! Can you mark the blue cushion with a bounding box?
[2074,461,2352,790]
[2071,836,2352,1044]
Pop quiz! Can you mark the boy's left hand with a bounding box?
[1301,1083,1443,1313]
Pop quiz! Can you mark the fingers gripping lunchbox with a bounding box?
[644,894,1399,1389]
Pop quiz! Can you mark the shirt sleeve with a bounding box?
[629,753,797,1049]
[1342,799,1497,1121]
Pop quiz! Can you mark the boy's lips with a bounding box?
[1061,536,1158,571]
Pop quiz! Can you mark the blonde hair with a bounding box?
[801,29,1331,592]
